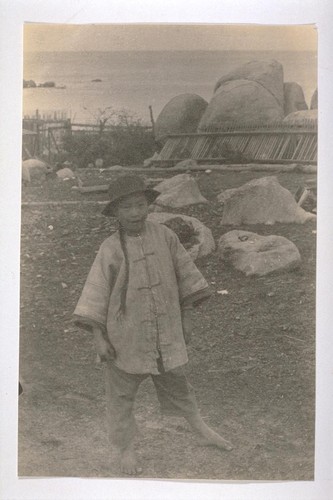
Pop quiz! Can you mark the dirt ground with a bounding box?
[19,168,316,481]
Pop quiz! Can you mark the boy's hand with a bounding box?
[93,327,116,362]
[181,308,193,345]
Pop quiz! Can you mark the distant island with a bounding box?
[23,80,66,89]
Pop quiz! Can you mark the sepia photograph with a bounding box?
[18,23,319,482]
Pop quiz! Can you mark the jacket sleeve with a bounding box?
[166,227,211,307]
[73,240,115,331]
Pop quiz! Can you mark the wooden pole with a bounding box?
[36,109,40,156]
[48,129,51,163]
[149,105,155,140]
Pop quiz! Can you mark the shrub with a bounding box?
[62,110,157,167]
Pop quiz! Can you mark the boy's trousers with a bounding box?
[105,360,199,450]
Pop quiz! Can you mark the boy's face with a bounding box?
[116,192,149,235]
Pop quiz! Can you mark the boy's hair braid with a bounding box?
[118,224,130,315]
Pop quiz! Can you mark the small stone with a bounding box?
[217,290,229,295]
[95,158,104,168]
[61,282,68,289]
[56,168,75,180]
[48,225,54,230]
[107,165,123,171]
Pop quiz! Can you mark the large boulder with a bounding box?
[155,94,208,143]
[283,109,317,127]
[218,176,316,225]
[218,230,301,276]
[283,82,308,116]
[213,59,284,108]
[148,212,215,261]
[154,173,208,208]
[310,88,318,110]
[198,79,284,131]
[22,159,52,184]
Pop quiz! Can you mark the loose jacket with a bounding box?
[74,220,210,374]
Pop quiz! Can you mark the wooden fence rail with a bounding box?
[155,125,317,166]
[22,116,153,160]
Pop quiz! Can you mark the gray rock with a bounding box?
[198,79,284,130]
[155,94,208,143]
[173,159,198,170]
[143,152,160,167]
[283,82,308,116]
[310,88,318,110]
[218,230,301,276]
[218,176,316,225]
[154,173,208,208]
[283,109,317,127]
[107,165,124,171]
[22,159,52,184]
[214,59,284,108]
[56,167,76,179]
[23,79,36,88]
[95,158,104,168]
[148,212,215,261]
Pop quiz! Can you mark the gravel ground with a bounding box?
[19,168,316,480]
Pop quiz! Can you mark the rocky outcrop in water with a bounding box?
[23,80,36,88]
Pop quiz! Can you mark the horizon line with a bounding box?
[24,48,317,53]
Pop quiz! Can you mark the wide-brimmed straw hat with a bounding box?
[102,174,160,216]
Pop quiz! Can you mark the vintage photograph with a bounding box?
[19,23,317,480]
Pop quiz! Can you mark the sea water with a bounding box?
[23,50,317,124]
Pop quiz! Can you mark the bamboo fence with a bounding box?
[156,121,317,166]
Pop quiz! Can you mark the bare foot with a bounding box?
[120,445,142,475]
[197,427,233,451]
[186,414,233,451]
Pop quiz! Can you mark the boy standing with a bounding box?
[74,175,233,475]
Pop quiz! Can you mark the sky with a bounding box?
[24,23,317,52]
